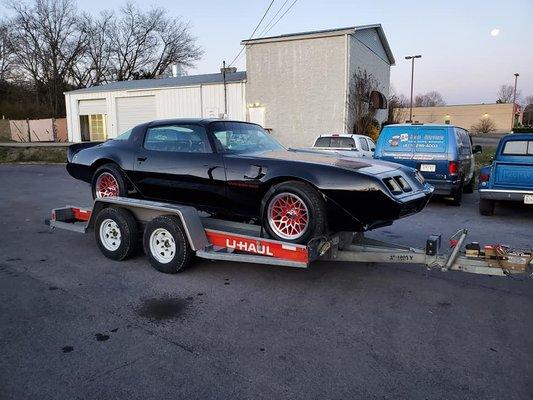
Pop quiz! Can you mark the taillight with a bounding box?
[448,161,459,175]
[479,172,490,182]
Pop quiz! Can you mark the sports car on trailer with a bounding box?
[66,119,433,244]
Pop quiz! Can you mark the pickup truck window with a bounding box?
[314,137,330,147]
[359,137,369,151]
[502,140,533,156]
[314,137,356,148]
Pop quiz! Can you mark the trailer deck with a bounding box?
[46,197,532,277]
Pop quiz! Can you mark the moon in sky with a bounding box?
[490,28,500,37]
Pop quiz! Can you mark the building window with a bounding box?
[80,114,107,141]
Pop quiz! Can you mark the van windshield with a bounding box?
[379,128,448,158]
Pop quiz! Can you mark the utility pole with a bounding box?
[220,61,237,118]
[511,73,519,130]
[405,55,422,123]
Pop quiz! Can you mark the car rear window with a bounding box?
[380,128,448,154]
[502,140,533,155]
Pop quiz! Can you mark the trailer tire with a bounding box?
[143,215,193,274]
[94,207,138,261]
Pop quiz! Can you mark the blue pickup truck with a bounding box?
[478,133,533,215]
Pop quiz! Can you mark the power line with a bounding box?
[257,0,290,38]
[228,0,276,67]
[262,0,298,37]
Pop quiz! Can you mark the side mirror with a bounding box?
[473,145,482,154]
[371,147,375,152]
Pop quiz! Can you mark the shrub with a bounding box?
[471,117,496,134]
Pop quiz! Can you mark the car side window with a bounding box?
[144,125,211,153]
[359,137,369,151]
[366,138,375,150]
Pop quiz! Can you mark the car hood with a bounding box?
[236,149,404,175]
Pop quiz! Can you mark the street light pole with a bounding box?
[405,55,422,123]
[511,72,519,129]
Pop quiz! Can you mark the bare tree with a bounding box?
[525,95,533,106]
[471,117,497,134]
[523,105,533,126]
[347,68,380,135]
[8,0,86,116]
[496,84,519,103]
[109,3,202,81]
[386,92,409,124]
[414,91,446,107]
[0,19,16,82]
[70,11,114,87]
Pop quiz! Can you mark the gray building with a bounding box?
[244,25,395,147]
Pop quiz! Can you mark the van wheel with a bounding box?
[449,184,463,206]
[479,199,495,216]
[463,177,475,194]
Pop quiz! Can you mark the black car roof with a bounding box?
[146,118,260,127]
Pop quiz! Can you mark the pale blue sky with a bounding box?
[11,0,533,104]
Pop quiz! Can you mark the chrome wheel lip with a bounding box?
[95,172,119,198]
[99,218,121,251]
[267,192,310,240]
[149,228,176,264]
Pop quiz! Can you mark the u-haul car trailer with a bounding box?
[46,197,532,277]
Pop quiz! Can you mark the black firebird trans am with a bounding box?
[67,119,433,244]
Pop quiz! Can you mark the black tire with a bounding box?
[449,183,463,206]
[262,181,326,244]
[479,198,495,216]
[143,215,193,274]
[91,163,128,200]
[94,207,138,261]
[463,176,475,194]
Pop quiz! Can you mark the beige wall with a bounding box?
[402,103,515,133]
[245,35,347,148]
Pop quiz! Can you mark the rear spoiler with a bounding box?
[67,141,103,162]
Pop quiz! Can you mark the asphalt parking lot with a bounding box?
[1,164,532,400]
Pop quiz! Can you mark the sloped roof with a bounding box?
[66,71,247,95]
[242,24,395,65]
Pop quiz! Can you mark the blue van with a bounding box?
[374,124,482,205]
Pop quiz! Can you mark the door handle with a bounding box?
[137,156,147,162]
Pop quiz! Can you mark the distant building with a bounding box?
[244,25,394,147]
[400,103,520,133]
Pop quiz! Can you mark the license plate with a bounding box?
[524,195,533,204]
[420,164,436,173]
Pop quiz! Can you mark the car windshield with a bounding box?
[211,122,284,154]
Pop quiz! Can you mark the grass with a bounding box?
[474,147,496,174]
[0,146,67,163]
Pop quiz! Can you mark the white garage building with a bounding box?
[65,72,246,142]
[65,24,394,145]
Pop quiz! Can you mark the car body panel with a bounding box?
[479,133,533,203]
[374,124,475,196]
[66,119,433,233]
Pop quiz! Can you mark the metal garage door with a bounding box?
[116,96,156,135]
[78,99,107,115]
